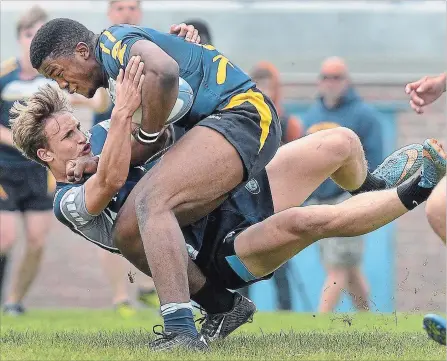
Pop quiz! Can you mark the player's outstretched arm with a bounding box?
[129,40,179,135]
[83,56,144,215]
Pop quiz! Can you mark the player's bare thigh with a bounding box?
[425,176,446,242]
[133,126,243,225]
[266,127,361,213]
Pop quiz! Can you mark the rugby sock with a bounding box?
[350,171,387,196]
[0,254,7,303]
[191,279,235,314]
[161,302,198,337]
[397,175,433,210]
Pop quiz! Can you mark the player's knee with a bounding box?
[0,223,16,252]
[285,207,332,240]
[26,235,47,251]
[134,177,175,216]
[325,127,359,162]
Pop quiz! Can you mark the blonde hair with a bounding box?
[16,5,48,37]
[10,84,72,167]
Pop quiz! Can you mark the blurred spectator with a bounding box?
[70,0,159,317]
[302,56,384,312]
[238,62,304,311]
[0,6,55,315]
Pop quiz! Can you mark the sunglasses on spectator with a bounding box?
[320,74,345,80]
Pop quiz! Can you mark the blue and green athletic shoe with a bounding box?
[372,143,423,188]
[419,139,446,189]
[423,314,446,345]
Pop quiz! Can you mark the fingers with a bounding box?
[126,55,141,81]
[137,74,145,93]
[409,99,424,114]
[177,23,188,38]
[190,29,199,43]
[415,79,433,93]
[196,34,201,44]
[409,90,425,107]
[169,24,181,34]
[66,160,78,183]
[116,68,124,84]
[134,61,145,87]
[124,55,136,80]
[405,77,428,94]
[74,163,85,182]
[184,25,195,42]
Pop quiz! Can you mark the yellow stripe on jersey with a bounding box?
[100,43,111,55]
[223,89,272,152]
[0,57,18,78]
[213,55,234,85]
[103,30,116,43]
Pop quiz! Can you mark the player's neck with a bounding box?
[18,55,38,80]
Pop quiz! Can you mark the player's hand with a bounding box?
[405,73,446,114]
[170,23,200,44]
[114,56,145,117]
[66,155,99,183]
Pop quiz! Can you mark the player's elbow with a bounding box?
[148,58,179,89]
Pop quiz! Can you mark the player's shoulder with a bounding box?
[53,183,95,227]
[101,24,152,41]
[53,183,81,209]
[0,57,19,81]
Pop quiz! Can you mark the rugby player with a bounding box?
[29,18,283,345]
[0,6,55,315]
[405,72,446,346]
[10,59,446,349]
[67,1,203,314]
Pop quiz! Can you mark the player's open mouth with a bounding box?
[81,143,91,155]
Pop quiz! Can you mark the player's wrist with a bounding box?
[111,106,133,122]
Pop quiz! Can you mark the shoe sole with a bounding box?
[423,314,446,345]
[425,139,447,163]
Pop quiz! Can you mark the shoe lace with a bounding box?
[152,324,169,339]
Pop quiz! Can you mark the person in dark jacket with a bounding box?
[303,56,384,312]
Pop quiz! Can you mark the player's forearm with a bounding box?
[140,64,179,134]
[0,124,14,147]
[96,109,133,190]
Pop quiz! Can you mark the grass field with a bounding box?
[1,310,445,360]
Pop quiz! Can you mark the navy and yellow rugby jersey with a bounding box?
[94,25,255,127]
[0,58,52,166]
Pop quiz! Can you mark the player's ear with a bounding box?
[75,42,90,60]
[37,148,54,164]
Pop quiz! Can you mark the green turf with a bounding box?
[1,310,445,360]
